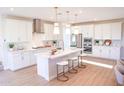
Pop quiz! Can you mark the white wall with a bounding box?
[31,33,46,47]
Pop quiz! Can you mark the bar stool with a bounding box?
[68,57,78,74]
[78,54,86,68]
[56,61,69,82]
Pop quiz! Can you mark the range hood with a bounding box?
[33,19,44,33]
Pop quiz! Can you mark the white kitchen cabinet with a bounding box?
[100,46,110,59]
[111,22,121,40]
[93,46,101,57]
[94,22,122,40]
[21,52,30,67]
[81,25,94,38]
[4,19,19,42]
[93,46,120,60]
[44,23,63,40]
[102,23,111,39]
[110,47,120,60]
[18,20,27,42]
[4,19,32,42]
[8,53,22,71]
[30,51,36,65]
[8,51,31,71]
[94,24,102,39]
[44,23,54,40]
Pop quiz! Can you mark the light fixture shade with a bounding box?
[54,22,59,27]
[54,26,60,34]
[65,24,71,35]
[66,24,71,28]
[65,27,71,35]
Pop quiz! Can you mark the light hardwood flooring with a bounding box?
[0,56,117,86]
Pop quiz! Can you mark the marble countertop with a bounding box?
[35,48,81,59]
[7,47,52,54]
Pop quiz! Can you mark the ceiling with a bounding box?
[0,7,124,23]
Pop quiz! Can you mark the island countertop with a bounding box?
[35,48,81,59]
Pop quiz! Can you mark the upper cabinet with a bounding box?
[44,23,63,40]
[94,24,102,39]
[44,23,54,40]
[81,24,94,38]
[4,19,32,42]
[4,19,19,42]
[111,22,121,40]
[102,23,111,39]
[94,22,122,40]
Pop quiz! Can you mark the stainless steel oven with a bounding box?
[83,38,92,54]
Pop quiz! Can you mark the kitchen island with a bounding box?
[35,48,81,81]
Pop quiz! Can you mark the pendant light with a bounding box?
[73,14,79,35]
[65,11,71,35]
[53,7,60,34]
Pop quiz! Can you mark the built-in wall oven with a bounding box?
[83,38,92,54]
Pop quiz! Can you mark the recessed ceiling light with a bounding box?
[10,8,14,11]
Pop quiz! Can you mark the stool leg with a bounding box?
[68,60,78,74]
[80,56,86,68]
[77,56,86,68]
[72,60,78,73]
[78,56,80,68]
[57,65,69,82]
[57,65,59,80]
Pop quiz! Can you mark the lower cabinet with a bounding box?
[10,53,22,71]
[8,51,36,71]
[93,46,101,57]
[109,47,120,60]
[93,46,120,60]
[8,48,51,71]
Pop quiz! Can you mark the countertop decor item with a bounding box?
[104,40,112,46]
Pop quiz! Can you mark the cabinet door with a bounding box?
[18,20,27,42]
[12,54,22,70]
[87,25,94,38]
[4,19,19,42]
[93,46,101,57]
[102,23,111,39]
[26,21,33,41]
[101,47,110,59]
[44,23,54,40]
[81,25,94,38]
[111,22,121,40]
[21,52,30,67]
[30,51,36,65]
[81,25,88,37]
[110,47,120,60]
[94,24,102,39]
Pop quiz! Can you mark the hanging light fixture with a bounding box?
[65,11,71,35]
[53,7,60,34]
[73,14,79,35]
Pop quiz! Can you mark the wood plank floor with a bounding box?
[0,56,117,86]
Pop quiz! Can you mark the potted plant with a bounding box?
[53,40,57,47]
[8,43,14,51]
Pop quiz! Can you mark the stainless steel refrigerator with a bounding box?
[70,34,82,48]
